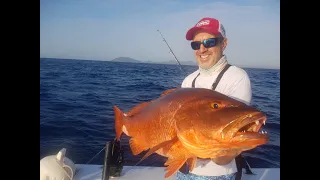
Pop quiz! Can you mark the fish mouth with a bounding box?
[222,112,268,140]
[236,113,267,135]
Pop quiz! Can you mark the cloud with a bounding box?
[40,0,280,69]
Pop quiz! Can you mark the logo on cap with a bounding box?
[196,20,210,27]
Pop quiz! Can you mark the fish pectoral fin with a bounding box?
[160,88,180,97]
[126,102,151,117]
[129,138,149,155]
[135,136,179,166]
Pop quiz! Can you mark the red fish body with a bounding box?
[114,88,269,178]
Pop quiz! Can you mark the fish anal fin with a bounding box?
[129,138,148,155]
[160,88,180,97]
[126,102,151,117]
[135,136,179,166]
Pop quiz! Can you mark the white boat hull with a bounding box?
[74,164,280,180]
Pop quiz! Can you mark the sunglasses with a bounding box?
[191,38,223,50]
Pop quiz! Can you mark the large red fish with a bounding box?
[114,88,268,178]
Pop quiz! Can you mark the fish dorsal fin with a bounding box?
[160,88,180,97]
[126,101,150,117]
[135,136,179,166]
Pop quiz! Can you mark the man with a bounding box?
[178,17,252,179]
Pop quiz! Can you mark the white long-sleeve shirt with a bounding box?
[180,56,252,176]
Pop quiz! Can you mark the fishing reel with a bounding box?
[102,138,124,180]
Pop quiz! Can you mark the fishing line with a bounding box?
[86,146,106,164]
[85,137,121,164]
[157,30,187,76]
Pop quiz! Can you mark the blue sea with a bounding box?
[40,58,280,168]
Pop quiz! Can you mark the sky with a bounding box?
[40,0,280,69]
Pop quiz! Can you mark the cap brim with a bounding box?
[186,26,221,40]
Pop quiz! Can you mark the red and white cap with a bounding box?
[186,17,226,40]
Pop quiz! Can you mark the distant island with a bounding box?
[110,57,141,63]
[41,56,198,66]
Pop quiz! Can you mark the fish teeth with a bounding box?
[255,120,259,125]
[263,120,266,125]
[260,130,267,134]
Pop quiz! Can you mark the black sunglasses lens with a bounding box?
[203,38,216,48]
[191,38,218,50]
[191,42,201,50]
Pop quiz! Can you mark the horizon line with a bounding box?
[40,57,280,70]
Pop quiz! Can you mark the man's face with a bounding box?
[192,30,228,69]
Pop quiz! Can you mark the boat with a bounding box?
[40,140,280,180]
[73,164,280,180]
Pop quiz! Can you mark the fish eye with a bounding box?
[211,103,219,109]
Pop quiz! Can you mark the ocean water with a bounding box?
[40,58,280,168]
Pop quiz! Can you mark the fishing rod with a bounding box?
[157,30,186,75]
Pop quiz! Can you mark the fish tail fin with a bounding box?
[113,105,125,141]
